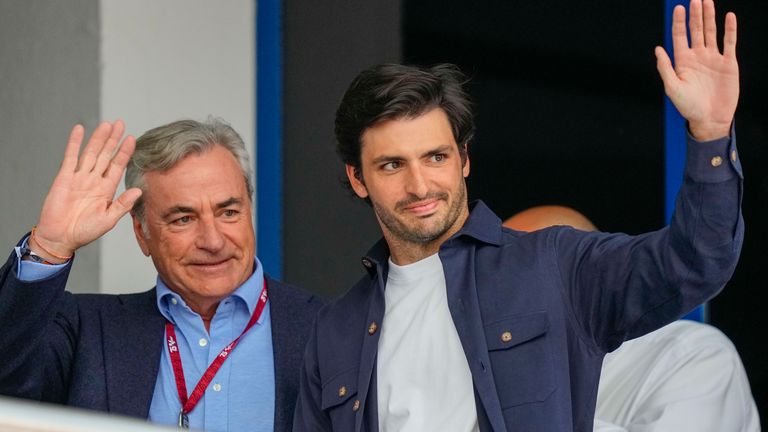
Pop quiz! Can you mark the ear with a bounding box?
[132,214,151,257]
[461,145,470,178]
[345,164,369,199]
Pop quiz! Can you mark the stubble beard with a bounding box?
[372,179,468,246]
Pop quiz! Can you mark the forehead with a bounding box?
[360,108,456,158]
[143,145,248,204]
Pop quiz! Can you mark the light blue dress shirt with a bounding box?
[149,258,275,432]
[15,241,275,432]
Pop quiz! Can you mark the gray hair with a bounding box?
[125,117,254,223]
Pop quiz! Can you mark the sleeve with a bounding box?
[554,128,744,352]
[292,317,333,432]
[0,240,78,403]
[14,235,69,281]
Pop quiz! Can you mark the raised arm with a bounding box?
[555,0,743,352]
[29,120,142,263]
[0,121,142,401]
[655,0,738,141]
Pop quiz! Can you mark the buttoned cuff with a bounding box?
[685,123,742,183]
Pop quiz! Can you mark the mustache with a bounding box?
[395,191,449,210]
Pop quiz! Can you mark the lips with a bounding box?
[188,258,232,272]
[402,199,440,216]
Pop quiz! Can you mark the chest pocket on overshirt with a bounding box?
[485,310,556,408]
[321,367,359,428]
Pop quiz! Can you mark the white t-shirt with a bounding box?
[376,253,479,432]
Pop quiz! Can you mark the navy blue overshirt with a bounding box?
[294,129,744,432]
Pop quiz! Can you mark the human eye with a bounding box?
[429,153,447,163]
[171,215,193,226]
[222,209,239,218]
[381,161,401,171]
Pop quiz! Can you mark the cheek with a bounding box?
[444,170,464,188]
[154,233,192,257]
[370,178,402,199]
[226,222,256,248]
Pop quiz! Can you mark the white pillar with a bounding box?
[99,0,255,294]
[0,0,255,294]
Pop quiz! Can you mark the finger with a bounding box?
[655,47,680,96]
[106,188,143,225]
[689,0,704,48]
[93,120,125,175]
[77,121,113,172]
[702,0,717,49]
[671,5,689,59]
[60,124,85,173]
[105,134,136,185]
[723,12,737,59]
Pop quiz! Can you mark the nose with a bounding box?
[195,215,225,252]
[404,165,429,198]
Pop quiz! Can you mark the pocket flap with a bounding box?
[321,367,358,410]
[485,311,550,351]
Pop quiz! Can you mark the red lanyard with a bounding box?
[165,278,268,429]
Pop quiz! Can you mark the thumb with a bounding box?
[654,46,679,96]
[107,188,143,223]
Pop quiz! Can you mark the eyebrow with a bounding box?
[216,197,243,209]
[423,145,454,158]
[160,197,243,219]
[370,144,454,165]
[161,206,195,220]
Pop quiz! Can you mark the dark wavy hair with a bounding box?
[335,63,475,201]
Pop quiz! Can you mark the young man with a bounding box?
[294,1,743,430]
[0,118,322,431]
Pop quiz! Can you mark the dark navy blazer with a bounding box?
[294,134,744,432]
[0,255,323,432]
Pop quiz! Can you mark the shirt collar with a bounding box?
[454,200,503,246]
[155,257,265,322]
[361,200,503,276]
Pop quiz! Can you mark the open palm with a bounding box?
[655,0,738,141]
[33,121,142,260]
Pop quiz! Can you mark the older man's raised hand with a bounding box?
[655,0,739,141]
[30,121,142,263]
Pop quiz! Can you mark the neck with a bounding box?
[185,298,221,334]
[200,315,214,333]
[388,240,440,266]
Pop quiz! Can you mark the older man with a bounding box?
[294,1,743,431]
[0,118,322,431]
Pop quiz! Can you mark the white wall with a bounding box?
[99,0,255,294]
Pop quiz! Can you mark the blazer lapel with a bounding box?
[102,289,166,418]
[268,277,306,432]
